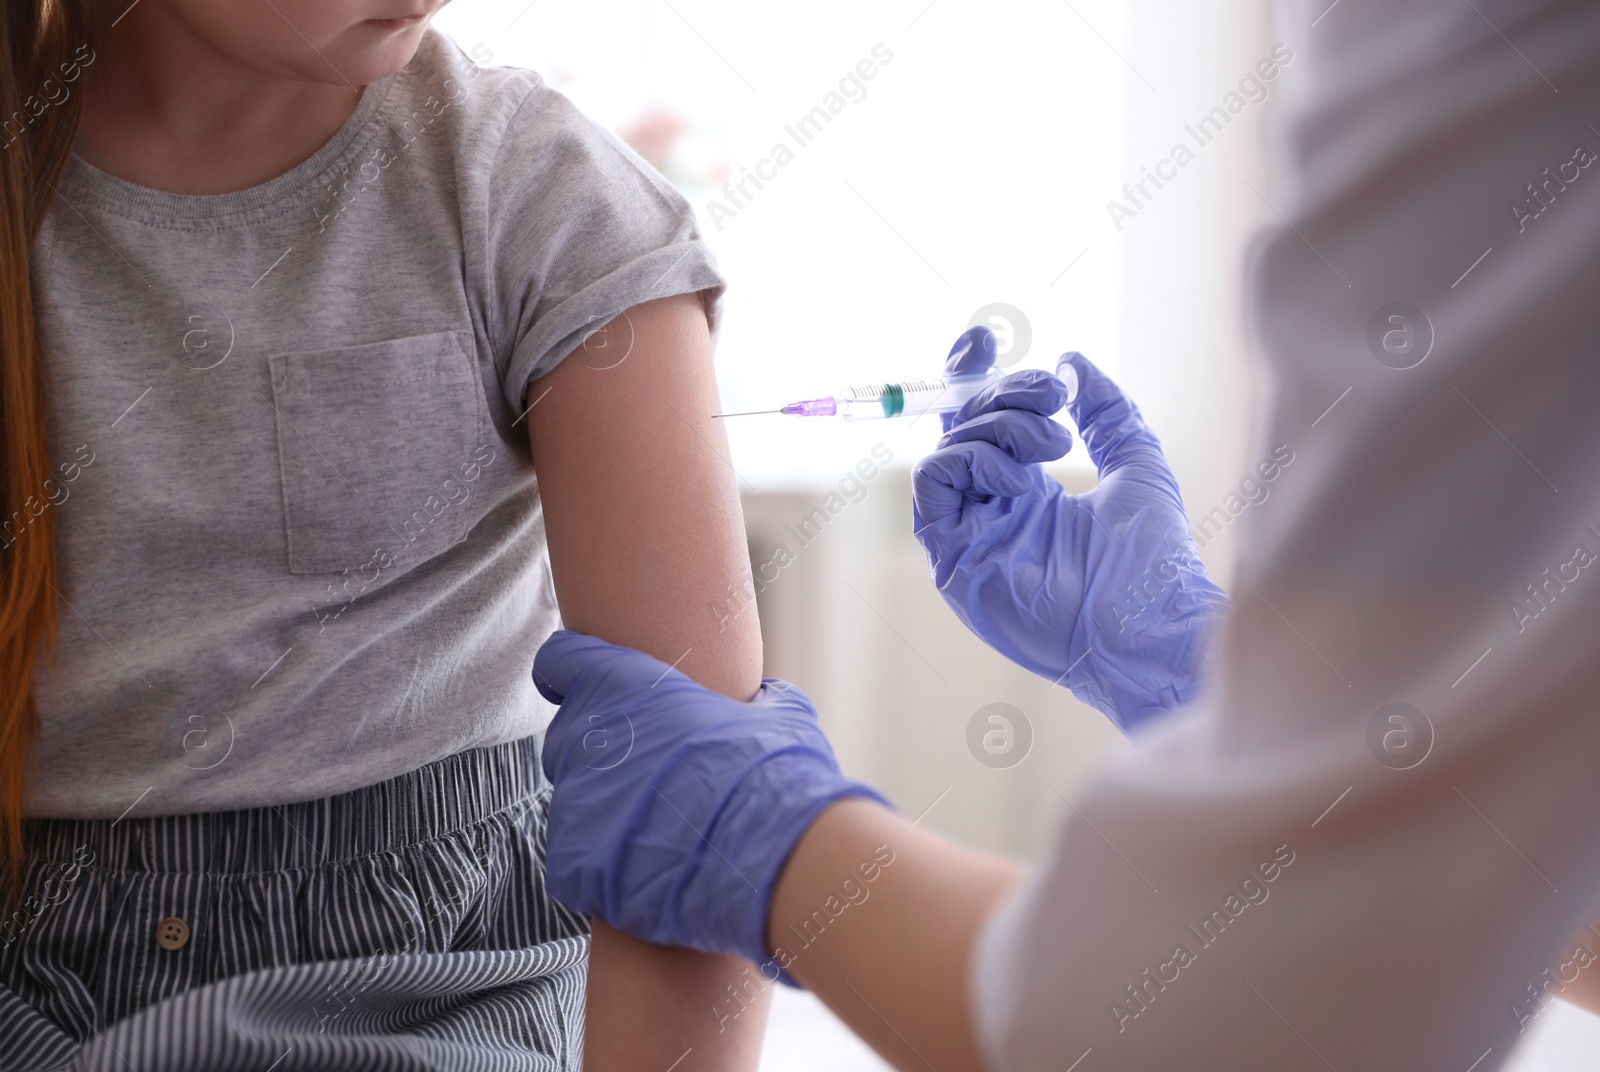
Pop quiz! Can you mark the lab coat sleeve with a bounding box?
[970,2,1600,1069]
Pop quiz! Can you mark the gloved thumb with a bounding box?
[533,629,668,705]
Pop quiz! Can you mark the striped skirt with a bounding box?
[0,737,590,1071]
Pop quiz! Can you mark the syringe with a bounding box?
[713,364,1078,421]
[714,370,1001,422]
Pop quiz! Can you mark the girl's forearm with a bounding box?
[767,798,1025,1072]
[584,923,770,1069]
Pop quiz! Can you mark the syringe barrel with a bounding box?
[834,371,999,421]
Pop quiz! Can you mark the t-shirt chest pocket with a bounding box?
[267,330,490,575]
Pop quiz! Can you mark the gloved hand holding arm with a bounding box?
[914,328,1231,732]
[533,632,1021,1072]
[532,632,892,971]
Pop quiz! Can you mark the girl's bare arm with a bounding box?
[528,291,768,1070]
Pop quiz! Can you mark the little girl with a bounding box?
[0,2,767,1068]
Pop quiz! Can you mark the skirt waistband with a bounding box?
[24,737,545,875]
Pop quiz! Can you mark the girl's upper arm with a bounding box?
[526,290,770,1072]
[526,288,761,700]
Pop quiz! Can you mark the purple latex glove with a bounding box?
[913,331,1230,731]
[533,630,889,976]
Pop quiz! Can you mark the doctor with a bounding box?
[535,1,1600,1069]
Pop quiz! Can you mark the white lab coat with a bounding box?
[971,1,1600,1068]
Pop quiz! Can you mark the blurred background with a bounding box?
[436,1,1595,1067]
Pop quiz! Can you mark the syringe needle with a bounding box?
[710,409,785,418]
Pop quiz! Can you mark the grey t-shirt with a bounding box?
[27,30,725,818]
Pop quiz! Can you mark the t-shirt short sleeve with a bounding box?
[482,85,726,411]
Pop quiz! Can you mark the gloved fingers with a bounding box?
[912,440,1035,523]
[938,407,1072,466]
[941,326,998,432]
[533,629,677,705]
[946,368,1073,430]
[1059,352,1174,485]
[754,677,820,714]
